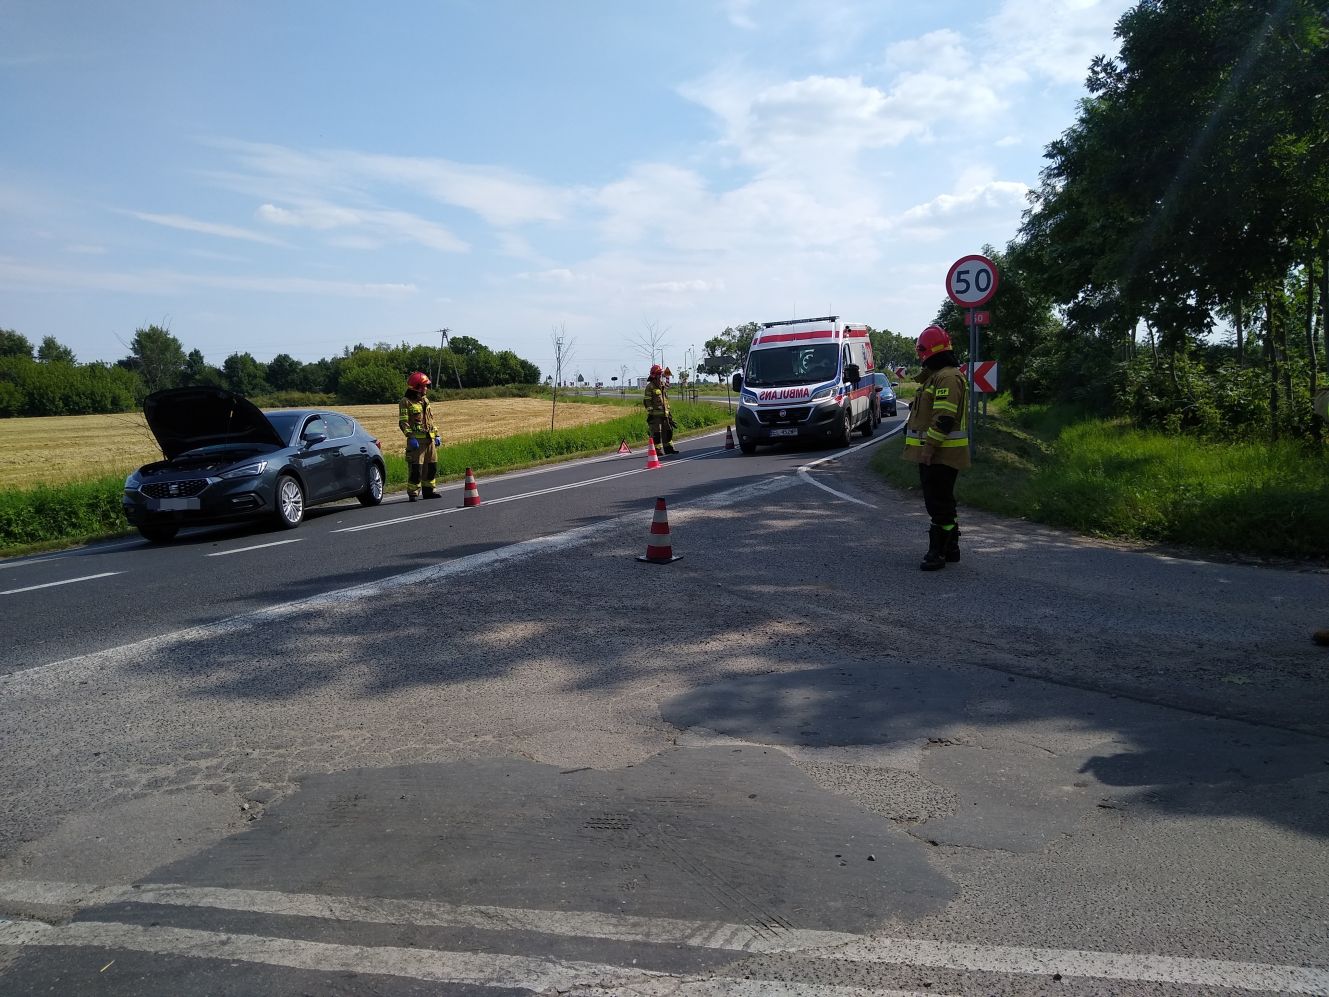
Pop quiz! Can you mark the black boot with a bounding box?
[920,525,947,571]
[945,526,960,563]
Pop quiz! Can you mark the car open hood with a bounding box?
[144,387,286,459]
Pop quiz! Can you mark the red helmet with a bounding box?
[649,364,663,378]
[916,326,952,360]
[406,371,431,391]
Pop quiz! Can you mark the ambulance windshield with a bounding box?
[744,344,839,387]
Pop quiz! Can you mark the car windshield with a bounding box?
[264,411,303,444]
[744,344,839,387]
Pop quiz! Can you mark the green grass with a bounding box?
[870,398,1329,559]
[0,400,734,555]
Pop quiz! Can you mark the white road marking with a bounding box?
[2,895,1324,996]
[0,917,949,995]
[0,476,798,692]
[0,919,670,994]
[0,571,122,596]
[0,879,854,953]
[205,539,304,557]
[824,936,1329,994]
[795,423,903,508]
[577,984,953,997]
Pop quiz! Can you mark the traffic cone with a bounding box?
[617,439,632,455]
[644,437,662,469]
[637,497,681,563]
[724,426,736,450]
[461,467,482,507]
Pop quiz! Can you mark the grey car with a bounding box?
[122,387,386,543]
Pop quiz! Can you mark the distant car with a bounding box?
[122,387,386,543]
[871,372,898,418]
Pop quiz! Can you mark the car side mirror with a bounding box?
[303,431,327,446]
[731,372,743,392]
[843,363,860,384]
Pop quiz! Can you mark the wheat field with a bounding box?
[0,399,629,490]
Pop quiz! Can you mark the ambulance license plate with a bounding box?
[770,428,798,437]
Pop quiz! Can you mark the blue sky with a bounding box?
[1,0,1130,381]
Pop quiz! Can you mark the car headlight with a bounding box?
[740,392,759,408]
[220,460,268,480]
[810,386,834,401]
[123,472,140,490]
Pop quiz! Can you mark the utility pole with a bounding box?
[437,328,463,391]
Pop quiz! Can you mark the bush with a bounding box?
[0,476,128,548]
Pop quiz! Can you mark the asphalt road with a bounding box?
[1,416,1327,996]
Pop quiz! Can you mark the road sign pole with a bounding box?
[967,308,979,458]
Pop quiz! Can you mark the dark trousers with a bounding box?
[918,463,959,528]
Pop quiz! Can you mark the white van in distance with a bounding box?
[730,316,880,454]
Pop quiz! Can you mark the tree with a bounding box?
[36,336,76,364]
[337,356,400,403]
[628,320,671,369]
[183,349,224,387]
[0,329,34,359]
[266,353,303,391]
[221,352,269,396]
[704,322,760,369]
[125,325,187,394]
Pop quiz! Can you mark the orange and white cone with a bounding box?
[617,439,632,455]
[644,437,662,469]
[724,426,736,450]
[637,497,681,563]
[462,467,482,507]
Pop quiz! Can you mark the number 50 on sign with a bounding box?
[946,254,999,308]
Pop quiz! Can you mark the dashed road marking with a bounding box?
[0,571,122,596]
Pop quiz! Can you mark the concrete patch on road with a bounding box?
[141,748,954,938]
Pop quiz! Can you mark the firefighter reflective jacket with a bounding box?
[643,380,670,418]
[902,365,970,470]
[399,393,438,439]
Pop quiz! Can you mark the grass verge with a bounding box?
[869,397,1329,560]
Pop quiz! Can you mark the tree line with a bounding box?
[0,326,542,417]
[937,0,1326,443]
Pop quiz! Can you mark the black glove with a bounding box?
[668,417,678,429]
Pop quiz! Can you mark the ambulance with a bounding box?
[730,316,880,454]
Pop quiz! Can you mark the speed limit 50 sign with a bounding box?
[946,254,999,308]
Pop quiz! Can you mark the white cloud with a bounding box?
[215,141,575,230]
[0,257,417,298]
[121,210,286,246]
[897,180,1030,241]
[724,0,757,30]
[516,268,582,283]
[984,0,1125,87]
[640,279,724,294]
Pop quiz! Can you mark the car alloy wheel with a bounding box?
[359,463,385,507]
[274,474,305,529]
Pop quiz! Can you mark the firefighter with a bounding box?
[399,371,442,501]
[902,325,970,570]
[643,364,679,455]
